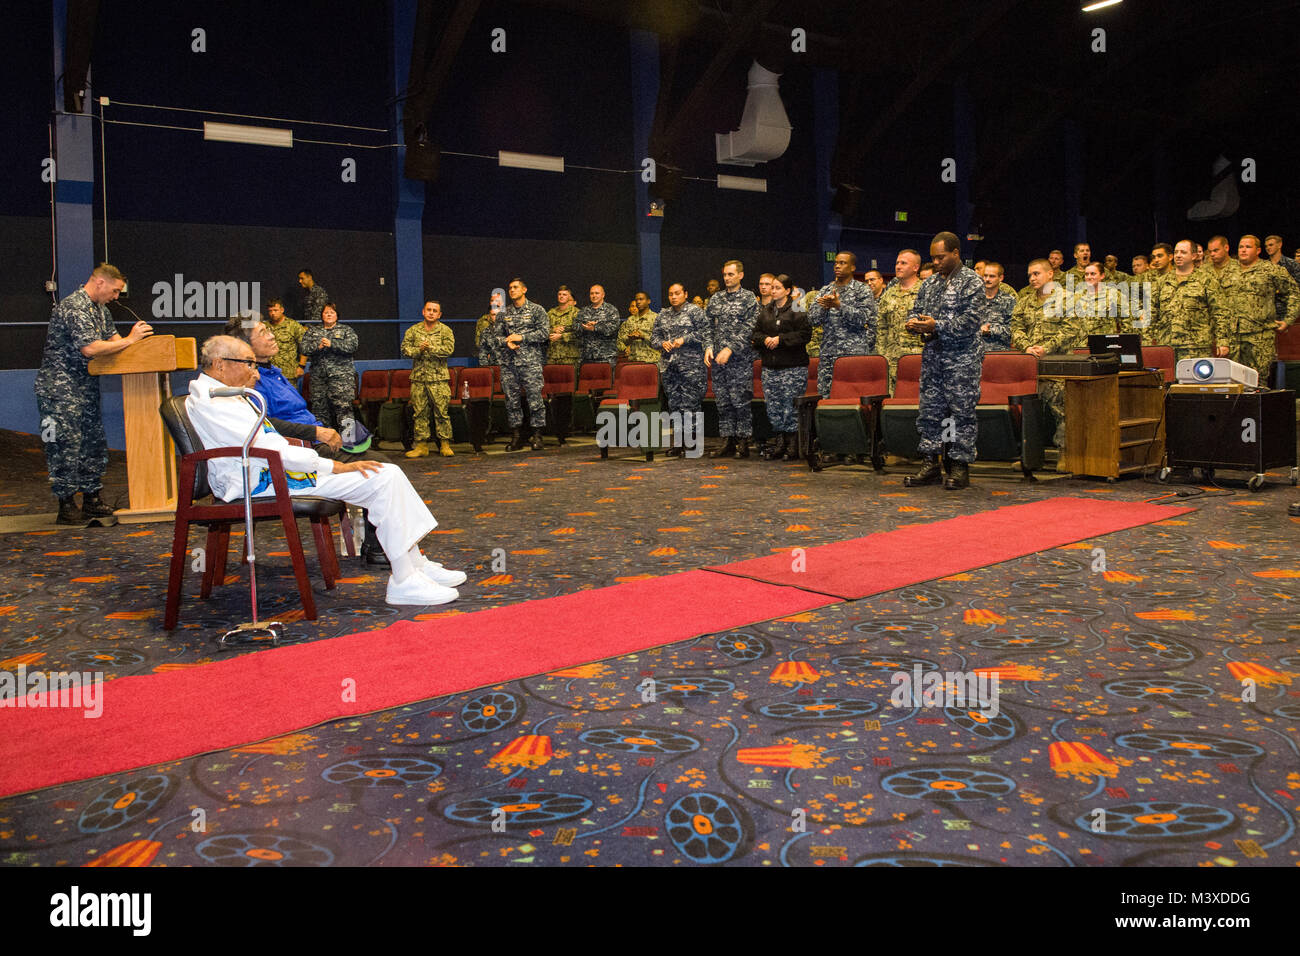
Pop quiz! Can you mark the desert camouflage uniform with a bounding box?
[266,315,305,381]
[877,279,922,392]
[618,311,660,364]
[402,321,456,443]
[476,313,498,367]
[1149,270,1227,362]
[546,304,581,369]
[1219,260,1299,382]
[1011,285,1074,447]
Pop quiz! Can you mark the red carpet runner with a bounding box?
[0,571,825,797]
[705,497,1192,600]
[0,497,1190,797]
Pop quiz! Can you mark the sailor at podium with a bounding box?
[34,263,153,525]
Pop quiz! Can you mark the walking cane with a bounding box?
[208,386,286,650]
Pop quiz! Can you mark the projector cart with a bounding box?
[1159,389,1298,491]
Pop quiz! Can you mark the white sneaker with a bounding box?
[386,572,459,606]
[421,558,468,588]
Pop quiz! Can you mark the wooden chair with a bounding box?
[160,395,346,630]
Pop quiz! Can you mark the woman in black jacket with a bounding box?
[751,274,810,460]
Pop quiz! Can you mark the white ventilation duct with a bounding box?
[715,60,791,167]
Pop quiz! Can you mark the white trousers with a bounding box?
[265,464,436,559]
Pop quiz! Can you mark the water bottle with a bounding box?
[461,378,470,400]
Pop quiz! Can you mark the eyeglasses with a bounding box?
[219,356,259,367]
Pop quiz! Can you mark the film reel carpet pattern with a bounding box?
[0,429,1297,866]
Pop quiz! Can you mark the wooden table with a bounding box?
[1037,369,1165,480]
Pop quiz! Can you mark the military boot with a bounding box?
[360,514,390,567]
[782,432,799,461]
[505,429,526,451]
[405,442,429,459]
[56,496,83,525]
[80,493,115,518]
[439,440,454,457]
[903,455,943,487]
[709,438,737,459]
[735,438,751,459]
[944,462,971,490]
[529,432,544,451]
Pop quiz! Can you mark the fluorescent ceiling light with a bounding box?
[203,121,293,148]
[1082,0,1122,11]
[717,174,767,193]
[498,150,564,173]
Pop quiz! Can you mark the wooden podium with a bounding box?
[1038,369,1165,480]
[89,335,198,522]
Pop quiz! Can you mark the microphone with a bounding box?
[110,301,149,324]
[209,386,252,398]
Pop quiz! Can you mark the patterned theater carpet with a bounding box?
[0,428,1297,868]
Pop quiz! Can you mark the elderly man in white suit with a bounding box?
[187,335,465,606]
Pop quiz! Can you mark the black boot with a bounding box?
[505,428,525,451]
[664,444,684,458]
[944,461,971,490]
[530,431,544,451]
[360,513,389,566]
[903,455,943,487]
[56,496,83,525]
[80,493,115,518]
[767,433,787,460]
[709,438,737,459]
[735,438,751,459]
[782,432,799,461]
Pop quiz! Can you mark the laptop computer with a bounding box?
[1088,333,1144,369]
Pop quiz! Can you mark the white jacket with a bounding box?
[186,373,335,501]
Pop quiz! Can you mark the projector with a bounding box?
[1175,356,1258,388]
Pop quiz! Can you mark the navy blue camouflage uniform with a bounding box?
[34,289,114,499]
[980,288,1016,352]
[497,298,549,428]
[652,303,708,416]
[577,303,622,367]
[808,279,877,397]
[300,284,329,324]
[909,265,985,463]
[299,322,359,431]
[705,287,759,438]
